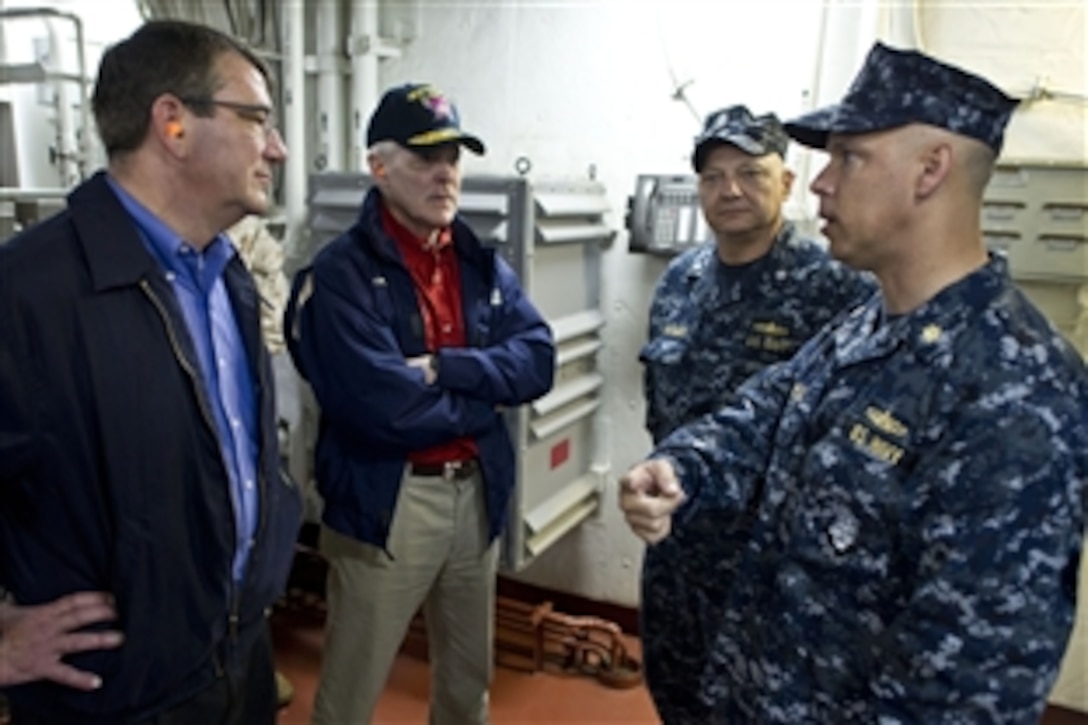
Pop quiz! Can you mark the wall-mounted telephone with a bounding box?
[626,174,707,255]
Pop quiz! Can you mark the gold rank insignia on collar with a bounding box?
[663,324,688,337]
[920,324,943,344]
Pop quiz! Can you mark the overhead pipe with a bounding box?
[795,0,884,215]
[315,0,345,172]
[44,17,76,186]
[345,1,406,171]
[793,0,833,223]
[0,186,68,201]
[348,0,379,172]
[281,0,307,265]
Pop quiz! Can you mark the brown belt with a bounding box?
[409,458,479,481]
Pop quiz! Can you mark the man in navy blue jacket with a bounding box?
[0,20,301,723]
[286,83,555,724]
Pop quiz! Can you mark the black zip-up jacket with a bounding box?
[0,172,302,722]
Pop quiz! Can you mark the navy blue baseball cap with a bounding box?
[366,82,485,155]
[693,105,789,172]
[784,42,1018,153]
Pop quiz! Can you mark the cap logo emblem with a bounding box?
[406,84,453,121]
[425,95,453,121]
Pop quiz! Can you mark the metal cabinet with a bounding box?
[982,162,1088,282]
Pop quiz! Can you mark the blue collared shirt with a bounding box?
[108,177,259,582]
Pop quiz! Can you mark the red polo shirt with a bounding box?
[381,203,478,465]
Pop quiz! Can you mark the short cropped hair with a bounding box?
[91,20,270,158]
[961,139,997,198]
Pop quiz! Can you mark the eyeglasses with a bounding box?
[180,97,279,135]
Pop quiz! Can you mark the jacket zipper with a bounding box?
[139,279,241,648]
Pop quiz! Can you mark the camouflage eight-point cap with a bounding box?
[784,41,1019,152]
[692,105,790,172]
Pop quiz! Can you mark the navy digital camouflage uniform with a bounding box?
[639,221,874,723]
[654,255,1088,723]
[641,222,873,443]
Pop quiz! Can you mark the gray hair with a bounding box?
[368,140,400,161]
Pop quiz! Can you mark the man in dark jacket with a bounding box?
[0,20,301,723]
[286,83,555,724]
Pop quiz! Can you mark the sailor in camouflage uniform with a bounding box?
[639,105,873,723]
[622,42,1088,724]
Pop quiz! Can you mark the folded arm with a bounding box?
[430,257,555,407]
[287,265,497,451]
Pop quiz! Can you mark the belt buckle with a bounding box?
[442,461,460,481]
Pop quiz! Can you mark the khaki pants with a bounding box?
[313,468,498,725]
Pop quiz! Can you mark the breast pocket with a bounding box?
[788,406,916,589]
[640,334,693,399]
[640,333,689,367]
[639,334,695,439]
[367,273,419,349]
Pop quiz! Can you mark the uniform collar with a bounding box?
[833,254,1009,366]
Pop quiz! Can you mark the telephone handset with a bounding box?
[626,174,706,255]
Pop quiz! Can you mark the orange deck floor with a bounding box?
[270,603,1088,725]
[271,606,659,724]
